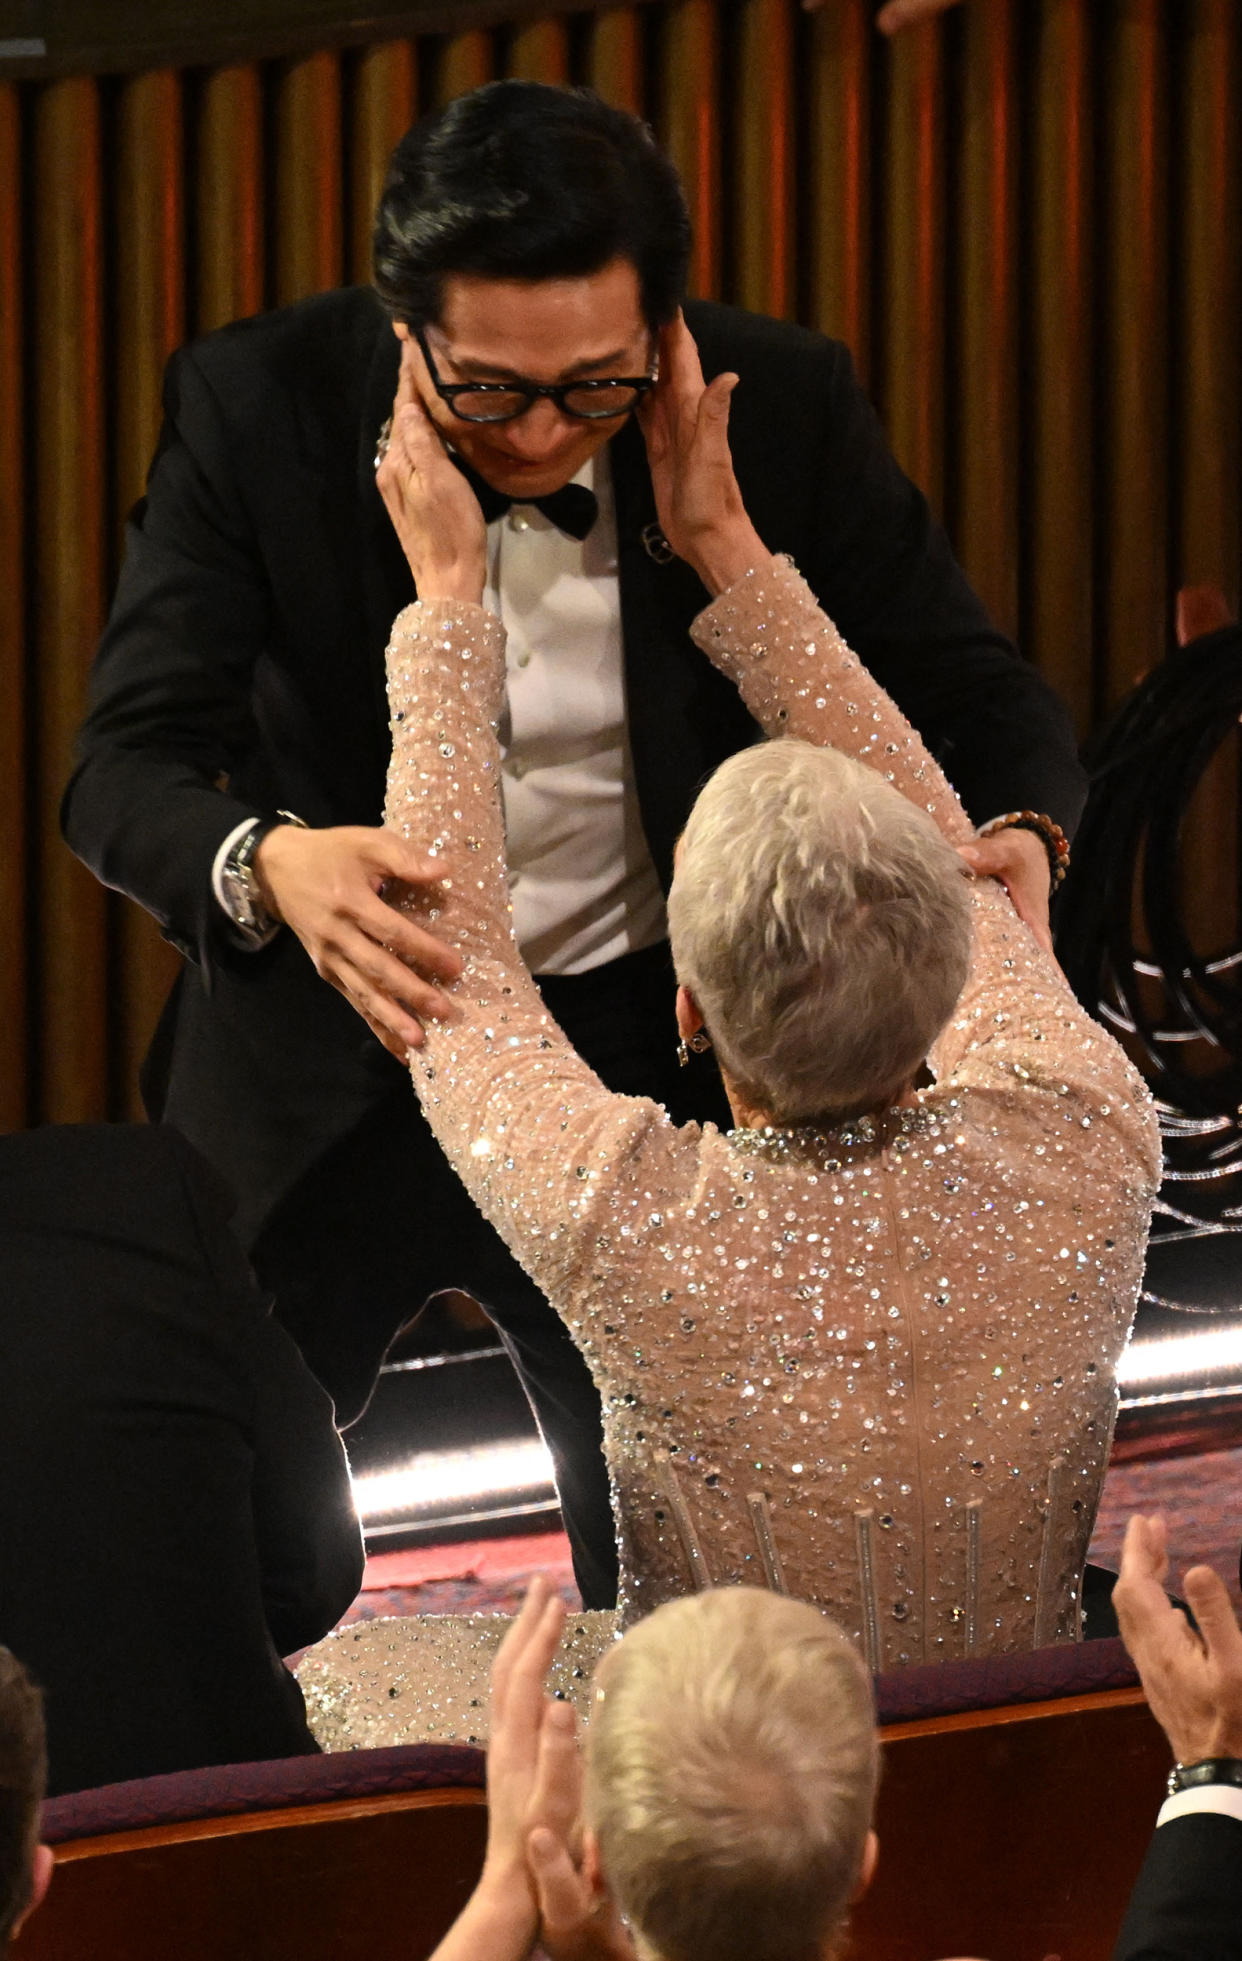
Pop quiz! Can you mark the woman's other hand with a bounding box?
[637,312,771,596]
[377,337,488,603]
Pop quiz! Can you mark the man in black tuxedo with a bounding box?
[0,1124,363,1796]
[1112,1513,1242,1959]
[63,82,1086,1611]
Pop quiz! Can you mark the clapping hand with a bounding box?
[637,312,771,596]
[427,1576,634,1961]
[428,1577,569,1961]
[1113,1514,1242,1769]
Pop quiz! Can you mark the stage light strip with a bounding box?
[1119,1324,1242,1391]
[353,1327,1242,1523]
[352,1435,557,1522]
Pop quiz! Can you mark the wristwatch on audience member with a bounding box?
[1166,1758,1242,1797]
[219,811,308,939]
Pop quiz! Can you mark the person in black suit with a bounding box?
[0,1124,364,1797]
[62,82,1086,1611]
[1112,1513,1242,1960]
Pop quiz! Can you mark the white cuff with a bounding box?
[212,817,281,950]
[1158,1786,1242,1829]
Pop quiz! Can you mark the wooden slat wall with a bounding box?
[2,0,1240,1128]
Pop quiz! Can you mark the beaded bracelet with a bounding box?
[976,809,1071,888]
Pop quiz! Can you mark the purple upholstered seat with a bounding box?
[40,1741,486,1845]
[40,1640,1140,1846]
[874,1633,1139,1725]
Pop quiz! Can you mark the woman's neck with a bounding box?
[723,1073,920,1133]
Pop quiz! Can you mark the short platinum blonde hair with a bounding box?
[584,1589,878,1961]
[667,740,972,1122]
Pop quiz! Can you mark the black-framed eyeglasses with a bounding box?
[415,325,656,425]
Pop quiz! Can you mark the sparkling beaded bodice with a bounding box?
[383,559,1160,1668]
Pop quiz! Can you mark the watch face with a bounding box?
[222,860,257,931]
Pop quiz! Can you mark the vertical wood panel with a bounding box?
[1176,0,1241,604]
[350,41,418,288]
[32,79,108,1123]
[437,30,495,106]
[196,65,264,332]
[115,72,185,540]
[954,0,1018,638]
[734,0,795,317]
[587,7,644,114]
[8,2,1242,1116]
[1100,0,1168,713]
[115,70,188,1116]
[805,0,870,378]
[658,0,722,299]
[1175,0,1241,957]
[275,50,344,306]
[0,84,27,1128]
[881,19,946,515]
[1026,0,1093,736]
[507,16,570,81]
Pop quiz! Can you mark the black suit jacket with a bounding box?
[1115,1812,1242,1959]
[62,288,1087,1239]
[0,1124,364,1795]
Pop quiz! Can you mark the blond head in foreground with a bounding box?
[584,1588,880,1961]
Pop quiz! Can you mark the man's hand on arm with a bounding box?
[958,827,1055,956]
[252,822,462,1058]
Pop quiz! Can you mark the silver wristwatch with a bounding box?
[220,812,307,937]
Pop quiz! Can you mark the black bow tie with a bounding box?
[454,458,599,542]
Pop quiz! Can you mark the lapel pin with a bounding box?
[641,521,675,565]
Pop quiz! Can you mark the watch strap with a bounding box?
[1167,1758,1242,1797]
[220,811,307,938]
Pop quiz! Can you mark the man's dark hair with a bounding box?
[373,81,692,330]
[0,1650,45,1949]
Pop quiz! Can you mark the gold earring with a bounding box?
[677,1030,712,1067]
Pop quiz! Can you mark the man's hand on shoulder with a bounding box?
[253,822,462,1058]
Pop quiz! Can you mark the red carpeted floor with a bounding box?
[336,1445,1242,1627]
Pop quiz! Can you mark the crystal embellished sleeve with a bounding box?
[384,600,696,1309]
[690,554,974,847]
[691,559,1161,1182]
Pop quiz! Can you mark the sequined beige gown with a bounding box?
[298,558,1159,1748]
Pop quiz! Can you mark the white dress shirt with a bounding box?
[484,449,666,976]
[215,449,666,972]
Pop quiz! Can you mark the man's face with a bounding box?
[400,257,652,498]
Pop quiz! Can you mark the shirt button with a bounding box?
[508,510,530,532]
[516,650,532,669]
[509,759,527,780]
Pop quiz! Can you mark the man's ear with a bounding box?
[13,1843,53,1937]
[675,984,703,1043]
